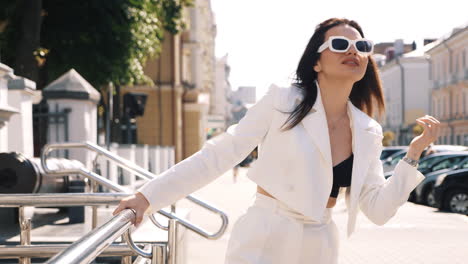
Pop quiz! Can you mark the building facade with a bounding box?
[120,0,217,162]
[378,41,432,145]
[209,54,231,131]
[427,25,468,146]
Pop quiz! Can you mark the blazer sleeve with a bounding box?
[358,129,425,226]
[137,84,278,213]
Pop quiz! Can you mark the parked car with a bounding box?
[433,168,468,215]
[417,152,468,175]
[381,146,408,160]
[414,156,468,206]
[382,150,407,173]
[382,145,468,173]
[384,152,468,202]
[430,145,468,152]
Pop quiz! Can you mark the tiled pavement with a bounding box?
[178,167,468,264]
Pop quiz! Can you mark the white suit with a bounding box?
[138,80,425,262]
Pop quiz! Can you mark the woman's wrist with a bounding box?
[406,145,423,161]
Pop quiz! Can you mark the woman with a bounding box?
[113,18,440,263]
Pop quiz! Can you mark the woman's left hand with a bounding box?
[409,115,441,155]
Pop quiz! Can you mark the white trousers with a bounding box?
[224,192,339,264]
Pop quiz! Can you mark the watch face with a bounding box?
[403,157,418,167]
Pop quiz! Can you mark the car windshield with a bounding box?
[389,151,406,165]
[418,156,447,170]
[430,156,466,172]
[380,149,402,160]
[459,159,468,169]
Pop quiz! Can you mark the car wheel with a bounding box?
[443,189,468,215]
[425,189,437,207]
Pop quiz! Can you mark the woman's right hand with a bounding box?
[113,192,150,227]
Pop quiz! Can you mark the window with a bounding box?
[442,97,445,118]
[461,159,468,169]
[419,156,445,170]
[463,49,466,69]
[431,156,465,172]
[389,151,407,166]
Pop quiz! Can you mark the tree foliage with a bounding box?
[0,0,192,88]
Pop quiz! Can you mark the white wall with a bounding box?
[47,99,98,168]
[7,77,36,158]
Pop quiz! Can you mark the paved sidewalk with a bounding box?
[177,167,468,264]
[2,166,465,263]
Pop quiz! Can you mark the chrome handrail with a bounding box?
[41,141,229,239]
[122,229,152,259]
[0,193,130,207]
[0,244,140,259]
[150,195,228,240]
[0,195,158,262]
[45,209,136,264]
[41,142,154,181]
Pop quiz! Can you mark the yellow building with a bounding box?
[427,25,468,145]
[120,0,217,162]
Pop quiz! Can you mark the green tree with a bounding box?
[0,0,192,89]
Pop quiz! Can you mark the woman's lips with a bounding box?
[342,58,359,66]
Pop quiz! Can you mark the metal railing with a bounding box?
[0,194,143,263]
[41,141,229,239]
[45,209,136,264]
[32,141,229,263]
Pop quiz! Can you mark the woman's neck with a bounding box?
[316,76,354,119]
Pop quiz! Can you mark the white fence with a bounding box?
[95,143,175,190]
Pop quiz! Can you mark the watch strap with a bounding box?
[403,156,419,168]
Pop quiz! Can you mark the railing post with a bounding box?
[121,234,130,264]
[91,180,99,229]
[151,244,166,264]
[18,206,31,264]
[121,255,132,264]
[167,219,178,264]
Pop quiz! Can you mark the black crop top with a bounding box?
[329,153,353,198]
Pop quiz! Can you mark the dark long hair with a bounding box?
[281,18,385,131]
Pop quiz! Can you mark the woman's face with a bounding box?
[314,24,369,82]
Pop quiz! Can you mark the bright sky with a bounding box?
[211,0,468,99]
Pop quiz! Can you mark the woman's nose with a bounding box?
[346,44,358,55]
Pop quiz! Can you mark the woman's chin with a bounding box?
[334,71,365,82]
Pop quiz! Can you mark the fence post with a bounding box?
[42,69,100,169]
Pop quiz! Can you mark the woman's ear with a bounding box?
[314,63,321,72]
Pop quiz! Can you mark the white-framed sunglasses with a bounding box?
[317,36,374,55]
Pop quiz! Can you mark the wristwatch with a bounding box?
[402,156,419,168]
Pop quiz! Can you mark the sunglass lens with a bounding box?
[331,38,349,51]
[356,40,372,52]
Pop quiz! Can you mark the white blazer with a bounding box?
[138,80,425,238]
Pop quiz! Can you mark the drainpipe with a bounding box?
[442,41,454,144]
[424,55,433,116]
[172,33,179,162]
[395,56,406,145]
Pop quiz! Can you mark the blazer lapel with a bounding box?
[347,101,383,213]
[299,83,333,167]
